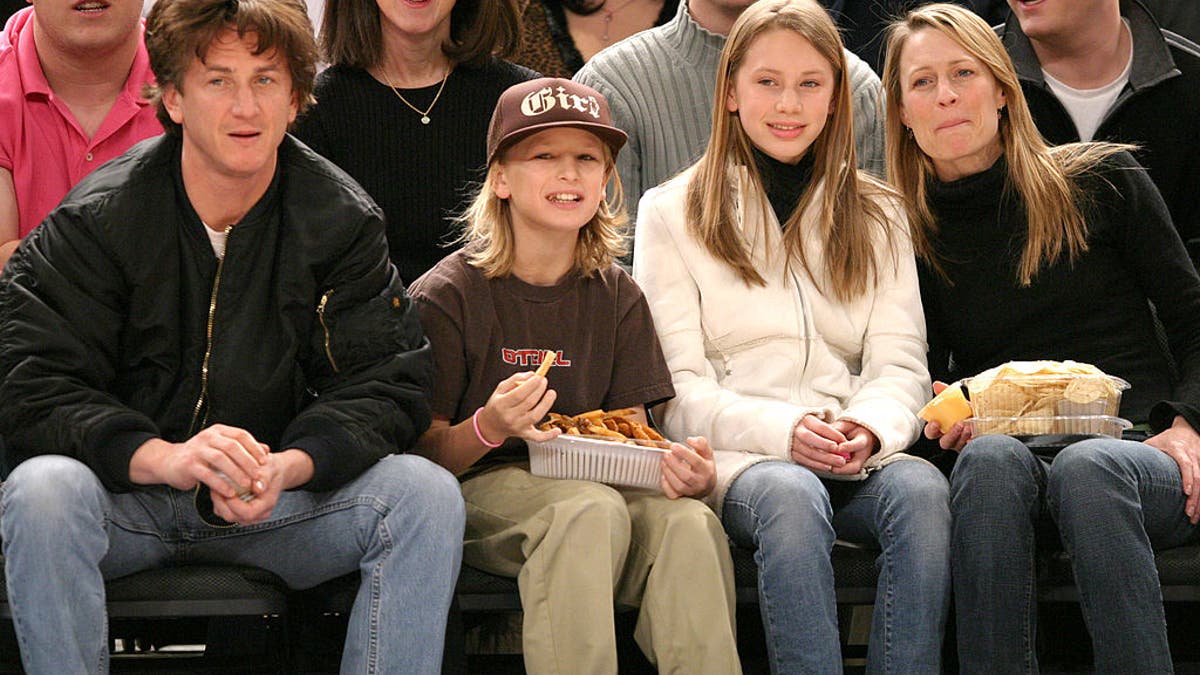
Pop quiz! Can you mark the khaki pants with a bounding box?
[461,465,741,675]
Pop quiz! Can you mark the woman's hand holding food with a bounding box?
[477,371,561,445]
[661,436,717,499]
[923,381,974,451]
[791,414,851,472]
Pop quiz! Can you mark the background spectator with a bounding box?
[0,0,161,267]
[821,0,1008,72]
[1000,0,1200,267]
[514,0,679,78]
[293,0,536,283]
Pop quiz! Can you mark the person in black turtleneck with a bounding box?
[883,5,1200,672]
[634,1,951,672]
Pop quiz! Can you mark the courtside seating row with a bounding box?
[1,541,1199,672]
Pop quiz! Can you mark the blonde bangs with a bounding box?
[458,155,628,279]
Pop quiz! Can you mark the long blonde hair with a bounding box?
[685,0,894,302]
[457,146,628,278]
[882,3,1128,284]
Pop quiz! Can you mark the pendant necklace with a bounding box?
[598,0,639,43]
[382,66,450,125]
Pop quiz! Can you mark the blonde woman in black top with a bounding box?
[883,4,1200,671]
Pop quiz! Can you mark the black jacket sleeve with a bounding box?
[281,207,435,492]
[0,200,160,491]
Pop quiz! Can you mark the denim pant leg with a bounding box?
[184,454,465,675]
[1048,439,1199,674]
[950,434,1049,675]
[833,459,950,675]
[722,460,842,675]
[0,455,177,674]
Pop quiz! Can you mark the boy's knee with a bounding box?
[657,496,723,539]
[550,483,630,540]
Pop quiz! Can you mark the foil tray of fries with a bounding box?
[529,409,671,490]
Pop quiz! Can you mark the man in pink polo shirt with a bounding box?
[0,0,161,266]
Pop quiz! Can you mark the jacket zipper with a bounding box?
[317,289,340,373]
[189,225,243,528]
[789,268,814,398]
[188,225,233,437]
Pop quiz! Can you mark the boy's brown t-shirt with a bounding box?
[408,249,675,470]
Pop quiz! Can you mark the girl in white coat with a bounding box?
[633,0,950,672]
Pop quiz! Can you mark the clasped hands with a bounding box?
[133,425,312,525]
[791,414,879,475]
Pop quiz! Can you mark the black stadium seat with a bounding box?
[0,557,290,671]
[0,557,289,621]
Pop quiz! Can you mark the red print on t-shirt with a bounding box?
[501,348,571,368]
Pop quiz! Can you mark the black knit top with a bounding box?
[752,147,815,227]
[293,58,538,284]
[919,152,1200,430]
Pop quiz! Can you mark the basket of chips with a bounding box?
[969,415,1133,438]
[961,360,1130,439]
[528,409,672,490]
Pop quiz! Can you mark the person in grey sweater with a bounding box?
[575,0,885,221]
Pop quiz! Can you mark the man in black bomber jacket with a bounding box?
[0,0,464,672]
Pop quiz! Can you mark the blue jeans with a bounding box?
[0,453,465,675]
[950,434,1198,674]
[723,459,951,674]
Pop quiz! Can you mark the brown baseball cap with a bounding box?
[486,77,628,164]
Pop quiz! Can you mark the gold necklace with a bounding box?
[382,66,450,125]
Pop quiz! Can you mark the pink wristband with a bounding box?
[472,407,504,448]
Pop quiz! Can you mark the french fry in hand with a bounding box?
[535,350,557,378]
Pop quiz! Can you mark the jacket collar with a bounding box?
[1001,0,1179,92]
[727,162,828,265]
